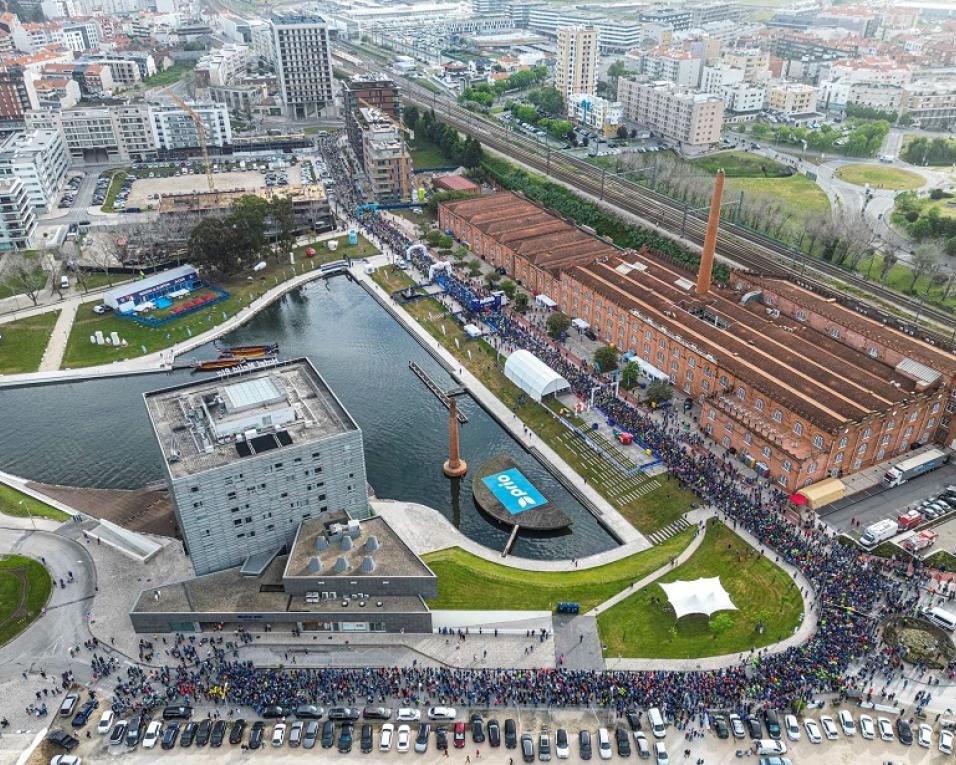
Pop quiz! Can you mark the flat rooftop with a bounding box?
[144,358,357,479]
[284,514,434,580]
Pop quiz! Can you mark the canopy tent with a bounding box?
[463,323,482,339]
[535,294,557,308]
[659,577,736,619]
[504,349,570,402]
[572,318,590,330]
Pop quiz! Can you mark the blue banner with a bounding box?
[481,468,547,515]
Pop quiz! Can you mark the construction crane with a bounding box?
[164,87,215,192]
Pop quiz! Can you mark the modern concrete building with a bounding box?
[901,81,956,129]
[0,66,39,119]
[271,12,334,119]
[567,92,623,135]
[149,102,232,151]
[357,106,413,204]
[144,359,369,577]
[638,7,691,31]
[767,82,818,115]
[617,75,724,152]
[342,74,400,167]
[25,103,155,163]
[194,44,249,89]
[555,25,599,101]
[0,129,68,213]
[0,176,36,251]
[633,48,702,88]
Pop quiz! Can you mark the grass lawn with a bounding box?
[60,238,378,369]
[78,272,134,292]
[423,528,695,611]
[691,151,792,178]
[140,63,192,88]
[597,520,804,658]
[409,136,454,168]
[724,173,830,241]
[415,77,444,95]
[925,550,956,573]
[0,554,52,646]
[371,265,697,533]
[102,170,127,212]
[835,164,925,190]
[0,311,58,374]
[0,483,70,522]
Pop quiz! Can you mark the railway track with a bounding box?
[334,47,956,350]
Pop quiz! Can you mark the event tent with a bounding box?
[504,349,570,402]
[659,577,736,619]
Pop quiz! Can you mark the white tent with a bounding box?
[535,294,557,308]
[659,577,736,619]
[463,323,482,339]
[504,349,570,402]
[572,318,590,330]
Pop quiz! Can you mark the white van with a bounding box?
[60,275,70,290]
[648,708,666,738]
[924,607,956,632]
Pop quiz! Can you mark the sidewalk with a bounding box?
[38,300,78,372]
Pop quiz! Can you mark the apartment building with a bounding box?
[617,75,724,152]
[638,7,691,31]
[689,2,742,27]
[82,57,141,87]
[567,93,623,135]
[0,129,67,212]
[521,6,643,53]
[631,47,702,88]
[555,25,599,102]
[22,22,65,51]
[342,74,400,168]
[0,177,36,251]
[720,48,771,82]
[150,103,232,151]
[767,82,818,115]
[26,103,154,162]
[62,19,101,51]
[0,66,39,119]
[209,82,267,116]
[358,106,412,204]
[824,56,912,87]
[42,62,115,95]
[271,12,334,119]
[901,81,956,129]
[194,44,248,89]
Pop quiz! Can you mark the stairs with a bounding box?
[646,516,690,546]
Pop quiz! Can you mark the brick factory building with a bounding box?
[439,191,956,491]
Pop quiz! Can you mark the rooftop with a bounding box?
[157,185,326,215]
[144,358,357,479]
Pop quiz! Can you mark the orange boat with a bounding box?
[218,343,279,359]
[192,358,247,372]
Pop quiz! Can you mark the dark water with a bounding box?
[0,277,615,559]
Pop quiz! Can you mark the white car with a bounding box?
[380,723,394,751]
[878,717,894,741]
[397,724,411,752]
[918,723,933,748]
[598,728,612,760]
[729,714,745,738]
[427,707,457,721]
[820,716,839,740]
[654,742,669,765]
[272,722,286,747]
[556,729,570,759]
[784,714,800,741]
[838,710,856,737]
[803,719,821,744]
[96,710,114,734]
[859,715,875,740]
[397,708,421,722]
[141,720,162,749]
[50,757,81,765]
[940,729,954,754]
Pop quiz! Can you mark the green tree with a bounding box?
[619,361,641,390]
[499,279,517,300]
[511,104,539,124]
[946,236,956,258]
[189,217,238,274]
[527,86,564,115]
[646,378,673,405]
[546,311,571,339]
[425,229,442,246]
[513,292,529,312]
[546,119,573,140]
[709,612,735,636]
[593,344,619,372]
[616,125,629,140]
[484,270,502,289]
[750,123,772,140]
[403,105,420,131]
[466,259,482,278]
[269,195,296,255]
[453,244,469,263]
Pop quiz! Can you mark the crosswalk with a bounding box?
[646,517,691,545]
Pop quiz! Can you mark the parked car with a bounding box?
[454,722,466,748]
[272,722,287,747]
[713,716,729,740]
[579,730,592,760]
[634,732,651,759]
[380,722,394,751]
[249,721,265,750]
[364,707,392,720]
[763,710,781,740]
[918,723,932,748]
[47,731,80,751]
[107,721,128,747]
[878,717,894,741]
[415,724,431,753]
[746,716,762,739]
[161,722,180,750]
[59,694,80,717]
[361,724,373,753]
[654,742,669,765]
[195,718,212,746]
[142,721,162,749]
[505,719,518,748]
[436,727,449,751]
[896,719,913,746]
[626,712,642,731]
[472,713,485,743]
[289,721,304,748]
[229,719,246,745]
[783,715,800,741]
[179,722,197,747]
[322,720,335,748]
[521,733,535,763]
[488,719,501,747]
[397,708,421,721]
[940,728,954,754]
[615,727,631,756]
[210,720,226,747]
[338,722,354,752]
[838,710,856,737]
[295,705,323,719]
[428,706,457,721]
[125,716,145,747]
[729,715,745,739]
[820,716,838,740]
[598,728,613,760]
[397,724,410,752]
[329,707,360,721]
[303,720,319,749]
[262,705,287,719]
[859,715,875,740]
[96,710,114,735]
[71,700,98,728]
[556,728,570,759]
[803,719,821,744]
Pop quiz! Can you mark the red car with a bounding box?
[454,723,466,748]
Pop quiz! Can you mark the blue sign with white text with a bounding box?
[481,468,547,515]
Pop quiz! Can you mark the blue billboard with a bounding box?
[481,468,547,515]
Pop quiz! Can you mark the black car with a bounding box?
[195,718,212,746]
[322,720,336,748]
[71,699,99,728]
[249,721,265,750]
[180,722,197,747]
[521,733,535,763]
[713,716,729,740]
[361,723,374,752]
[338,722,354,753]
[229,719,246,745]
[363,707,392,720]
[47,730,79,751]
[579,730,592,760]
[505,718,518,749]
[108,721,128,746]
[303,720,319,749]
[436,726,449,751]
[488,719,501,747]
[625,711,642,731]
[763,710,781,740]
[262,705,288,719]
[557,729,569,756]
[125,715,145,747]
[897,719,913,745]
[471,713,485,743]
[615,727,631,757]
[163,705,193,720]
[161,721,181,750]
[416,724,431,753]
[296,705,324,719]
[329,707,360,721]
[210,719,227,747]
[746,716,762,739]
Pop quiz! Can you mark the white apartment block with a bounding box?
[701,63,745,94]
[721,48,771,82]
[23,22,65,51]
[902,81,956,129]
[0,177,37,252]
[86,58,141,87]
[767,82,818,115]
[0,129,68,213]
[524,7,641,54]
[63,21,101,52]
[150,103,232,150]
[555,25,599,102]
[250,20,274,63]
[823,57,912,87]
[632,48,702,88]
[271,12,334,120]
[617,75,724,152]
[721,81,766,117]
[195,44,248,88]
[26,103,154,163]
[567,92,623,134]
[39,0,78,18]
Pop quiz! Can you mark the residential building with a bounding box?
[767,82,818,115]
[720,48,771,81]
[0,129,67,212]
[249,19,274,63]
[0,66,39,119]
[143,359,369,577]
[82,56,141,87]
[150,102,231,150]
[62,19,101,51]
[555,25,599,102]
[688,2,742,27]
[721,81,766,119]
[22,22,65,51]
[342,74,400,167]
[901,81,956,129]
[638,7,691,31]
[26,103,154,162]
[270,12,334,119]
[617,75,724,152]
[567,92,623,136]
[824,56,912,87]
[0,177,36,251]
[194,43,248,88]
[41,62,114,95]
[471,0,508,15]
[521,5,643,53]
[631,48,702,88]
[358,106,413,204]
[33,77,81,109]
[209,82,267,116]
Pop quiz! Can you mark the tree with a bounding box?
[484,270,501,289]
[466,259,482,278]
[269,195,297,256]
[546,311,571,339]
[620,361,641,390]
[0,252,48,305]
[527,86,564,115]
[646,378,673,405]
[606,60,633,97]
[946,236,956,258]
[461,137,483,168]
[189,217,235,274]
[499,279,517,300]
[616,125,629,140]
[709,612,735,636]
[593,344,619,372]
[404,107,419,131]
[513,292,529,312]
[910,242,943,292]
[453,244,469,263]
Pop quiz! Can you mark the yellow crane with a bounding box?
[164,87,215,192]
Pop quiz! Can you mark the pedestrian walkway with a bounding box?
[646,517,690,545]
[38,300,77,371]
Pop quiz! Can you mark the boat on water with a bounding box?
[217,343,279,359]
[193,358,247,372]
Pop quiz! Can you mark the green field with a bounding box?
[597,521,803,658]
[61,239,377,369]
[141,63,192,88]
[409,136,454,169]
[725,173,831,240]
[423,529,695,611]
[835,164,925,190]
[0,555,52,645]
[691,151,792,178]
[102,170,127,212]
[0,311,58,374]
[0,484,70,522]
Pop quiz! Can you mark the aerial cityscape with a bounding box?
[1,0,956,762]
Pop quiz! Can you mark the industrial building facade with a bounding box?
[439,192,956,491]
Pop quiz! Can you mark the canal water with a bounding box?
[0,277,616,559]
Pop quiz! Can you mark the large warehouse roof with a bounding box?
[504,350,570,402]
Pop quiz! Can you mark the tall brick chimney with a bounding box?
[696,169,724,296]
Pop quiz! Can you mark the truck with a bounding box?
[859,518,899,550]
[897,509,924,532]
[901,529,938,553]
[882,448,950,488]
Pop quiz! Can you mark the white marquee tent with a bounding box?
[659,577,736,619]
[504,349,570,402]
